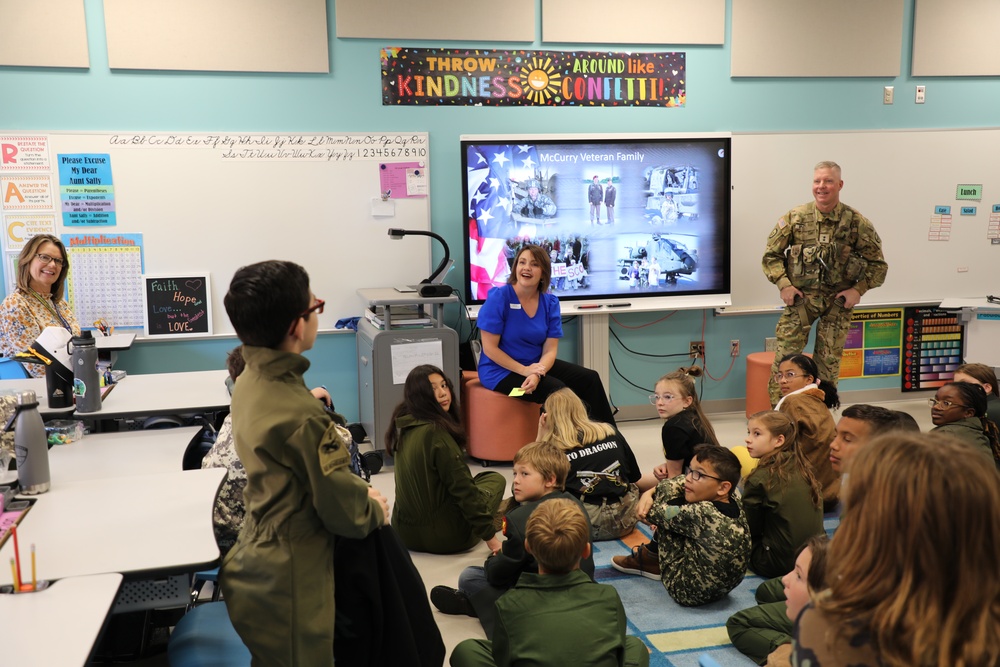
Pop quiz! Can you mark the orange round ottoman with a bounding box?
[460,371,539,465]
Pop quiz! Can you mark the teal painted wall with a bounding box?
[3,0,997,419]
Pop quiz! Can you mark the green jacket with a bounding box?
[932,417,993,461]
[762,201,887,295]
[743,458,824,579]
[454,570,647,667]
[390,413,502,553]
[221,346,384,667]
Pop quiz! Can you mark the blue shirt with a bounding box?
[476,284,563,390]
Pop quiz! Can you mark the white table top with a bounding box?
[0,467,225,585]
[0,369,230,418]
[1,573,123,667]
[48,426,200,484]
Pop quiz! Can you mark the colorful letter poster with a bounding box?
[4,214,56,252]
[57,154,117,226]
[839,308,902,379]
[901,307,964,392]
[1,175,54,211]
[381,48,685,107]
[0,136,51,172]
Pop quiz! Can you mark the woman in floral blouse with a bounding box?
[0,234,81,377]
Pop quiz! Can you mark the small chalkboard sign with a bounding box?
[142,274,212,337]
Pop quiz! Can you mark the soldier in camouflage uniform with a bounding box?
[762,161,888,405]
[613,444,750,607]
[515,180,557,219]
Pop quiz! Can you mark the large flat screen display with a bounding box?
[462,134,732,310]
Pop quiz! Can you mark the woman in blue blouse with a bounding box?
[477,244,618,426]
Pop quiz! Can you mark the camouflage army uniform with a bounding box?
[762,201,887,404]
[516,193,557,219]
[646,475,751,607]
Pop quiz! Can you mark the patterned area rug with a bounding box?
[595,517,840,666]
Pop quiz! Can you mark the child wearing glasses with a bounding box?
[772,354,841,511]
[614,444,751,606]
[741,411,823,578]
[221,261,389,666]
[611,366,721,579]
[929,381,1000,465]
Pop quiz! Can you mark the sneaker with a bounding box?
[430,585,476,617]
[611,544,661,580]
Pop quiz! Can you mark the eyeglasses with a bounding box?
[648,393,677,404]
[34,253,65,267]
[927,398,969,410]
[686,468,723,483]
[772,371,809,381]
[298,298,325,318]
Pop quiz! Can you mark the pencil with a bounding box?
[31,544,36,590]
[10,525,21,586]
[9,557,18,592]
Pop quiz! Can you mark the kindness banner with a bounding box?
[381,48,685,107]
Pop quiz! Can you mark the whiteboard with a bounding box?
[0,131,431,335]
[730,128,1000,310]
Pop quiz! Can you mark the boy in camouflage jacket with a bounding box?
[637,443,751,606]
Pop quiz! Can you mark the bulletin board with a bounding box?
[0,131,432,336]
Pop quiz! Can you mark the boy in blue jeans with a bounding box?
[431,441,595,636]
[451,498,649,667]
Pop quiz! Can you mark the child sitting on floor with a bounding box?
[726,534,830,666]
[450,498,649,667]
[742,411,823,578]
[613,444,751,606]
[431,441,595,637]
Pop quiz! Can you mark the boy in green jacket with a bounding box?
[451,498,649,667]
[221,260,389,666]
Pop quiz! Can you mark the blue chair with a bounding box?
[0,357,29,379]
[168,601,250,667]
[190,567,221,606]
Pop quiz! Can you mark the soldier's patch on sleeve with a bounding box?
[318,423,351,475]
[777,216,787,229]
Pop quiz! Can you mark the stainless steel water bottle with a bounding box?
[68,330,102,413]
[9,390,50,494]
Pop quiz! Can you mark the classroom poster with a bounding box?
[839,308,902,379]
[901,307,963,392]
[1,175,53,211]
[4,214,56,252]
[61,233,145,329]
[57,153,117,226]
[0,135,50,172]
[381,48,685,107]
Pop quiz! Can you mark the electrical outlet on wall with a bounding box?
[689,340,705,358]
[765,337,777,352]
[730,340,740,357]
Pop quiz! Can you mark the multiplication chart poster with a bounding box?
[60,233,145,329]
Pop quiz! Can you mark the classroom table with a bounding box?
[1,573,123,667]
[47,426,200,483]
[0,369,230,420]
[0,467,225,586]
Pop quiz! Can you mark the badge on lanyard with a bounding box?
[510,303,522,310]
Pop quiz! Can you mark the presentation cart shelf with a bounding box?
[356,288,459,453]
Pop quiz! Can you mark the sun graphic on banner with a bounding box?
[518,56,562,104]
